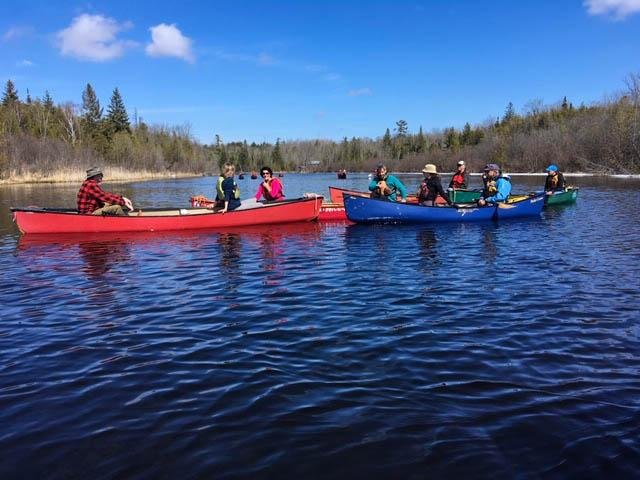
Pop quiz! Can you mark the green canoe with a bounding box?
[545,187,579,205]
[449,189,482,203]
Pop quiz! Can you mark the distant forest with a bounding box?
[1,73,639,180]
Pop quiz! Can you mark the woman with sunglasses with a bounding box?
[255,166,285,201]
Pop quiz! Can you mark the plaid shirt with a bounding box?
[77,179,124,214]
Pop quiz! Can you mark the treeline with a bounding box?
[220,73,640,175]
[0,80,214,179]
[2,73,639,180]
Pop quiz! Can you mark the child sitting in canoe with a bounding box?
[219,164,241,213]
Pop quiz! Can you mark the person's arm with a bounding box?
[255,183,263,201]
[89,182,125,206]
[485,179,511,202]
[392,177,408,201]
[368,179,379,192]
[435,178,451,204]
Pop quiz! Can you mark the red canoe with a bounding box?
[11,196,323,234]
[190,195,350,222]
[328,186,446,205]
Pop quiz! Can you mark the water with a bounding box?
[1,174,640,479]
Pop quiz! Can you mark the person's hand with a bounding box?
[545,190,552,195]
[400,198,407,203]
[220,208,227,214]
[478,198,486,206]
[123,197,133,210]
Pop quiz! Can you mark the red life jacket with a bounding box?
[451,172,466,189]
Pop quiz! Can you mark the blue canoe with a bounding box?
[343,193,545,224]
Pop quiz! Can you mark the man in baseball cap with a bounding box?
[478,163,511,206]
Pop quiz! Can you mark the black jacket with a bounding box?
[545,172,566,191]
[417,175,450,205]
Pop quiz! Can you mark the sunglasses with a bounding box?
[261,172,271,176]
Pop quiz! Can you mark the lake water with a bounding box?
[1,173,639,479]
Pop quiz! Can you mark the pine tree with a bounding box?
[502,102,516,123]
[460,122,472,145]
[394,120,408,159]
[238,140,249,169]
[415,126,427,153]
[26,89,32,104]
[105,87,130,133]
[395,119,408,137]
[2,79,19,106]
[43,90,54,111]
[382,128,392,151]
[561,96,569,110]
[81,83,103,135]
[271,138,283,168]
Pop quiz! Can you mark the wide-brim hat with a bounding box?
[86,167,103,179]
[484,163,500,171]
[422,163,438,174]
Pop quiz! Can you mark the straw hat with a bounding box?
[422,164,437,174]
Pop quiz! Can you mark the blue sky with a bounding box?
[1,1,640,144]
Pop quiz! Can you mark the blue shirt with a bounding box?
[485,177,512,203]
[368,174,408,202]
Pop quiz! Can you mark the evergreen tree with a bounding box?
[444,127,460,151]
[271,138,283,168]
[382,128,392,152]
[460,122,473,145]
[502,102,516,123]
[43,90,54,111]
[26,89,32,104]
[238,140,249,169]
[561,96,569,110]
[394,120,408,159]
[106,87,130,133]
[415,126,427,153]
[395,119,408,137]
[2,79,19,106]
[81,83,103,135]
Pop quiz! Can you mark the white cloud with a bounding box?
[3,26,34,41]
[257,52,275,66]
[17,59,34,67]
[146,23,194,63]
[56,14,135,61]
[585,0,640,19]
[324,73,341,81]
[305,64,326,73]
[348,87,373,97]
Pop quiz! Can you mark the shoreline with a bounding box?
[2,171,639,185]
[0,169,202,186]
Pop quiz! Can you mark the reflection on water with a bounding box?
[217,233,241,293]
[2,175,640,479]
[417,228,437,263]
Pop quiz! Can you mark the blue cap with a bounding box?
[546,164,558,172]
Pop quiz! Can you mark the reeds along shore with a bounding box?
[0,167,198,185]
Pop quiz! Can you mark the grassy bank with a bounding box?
[0,167,201,185]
